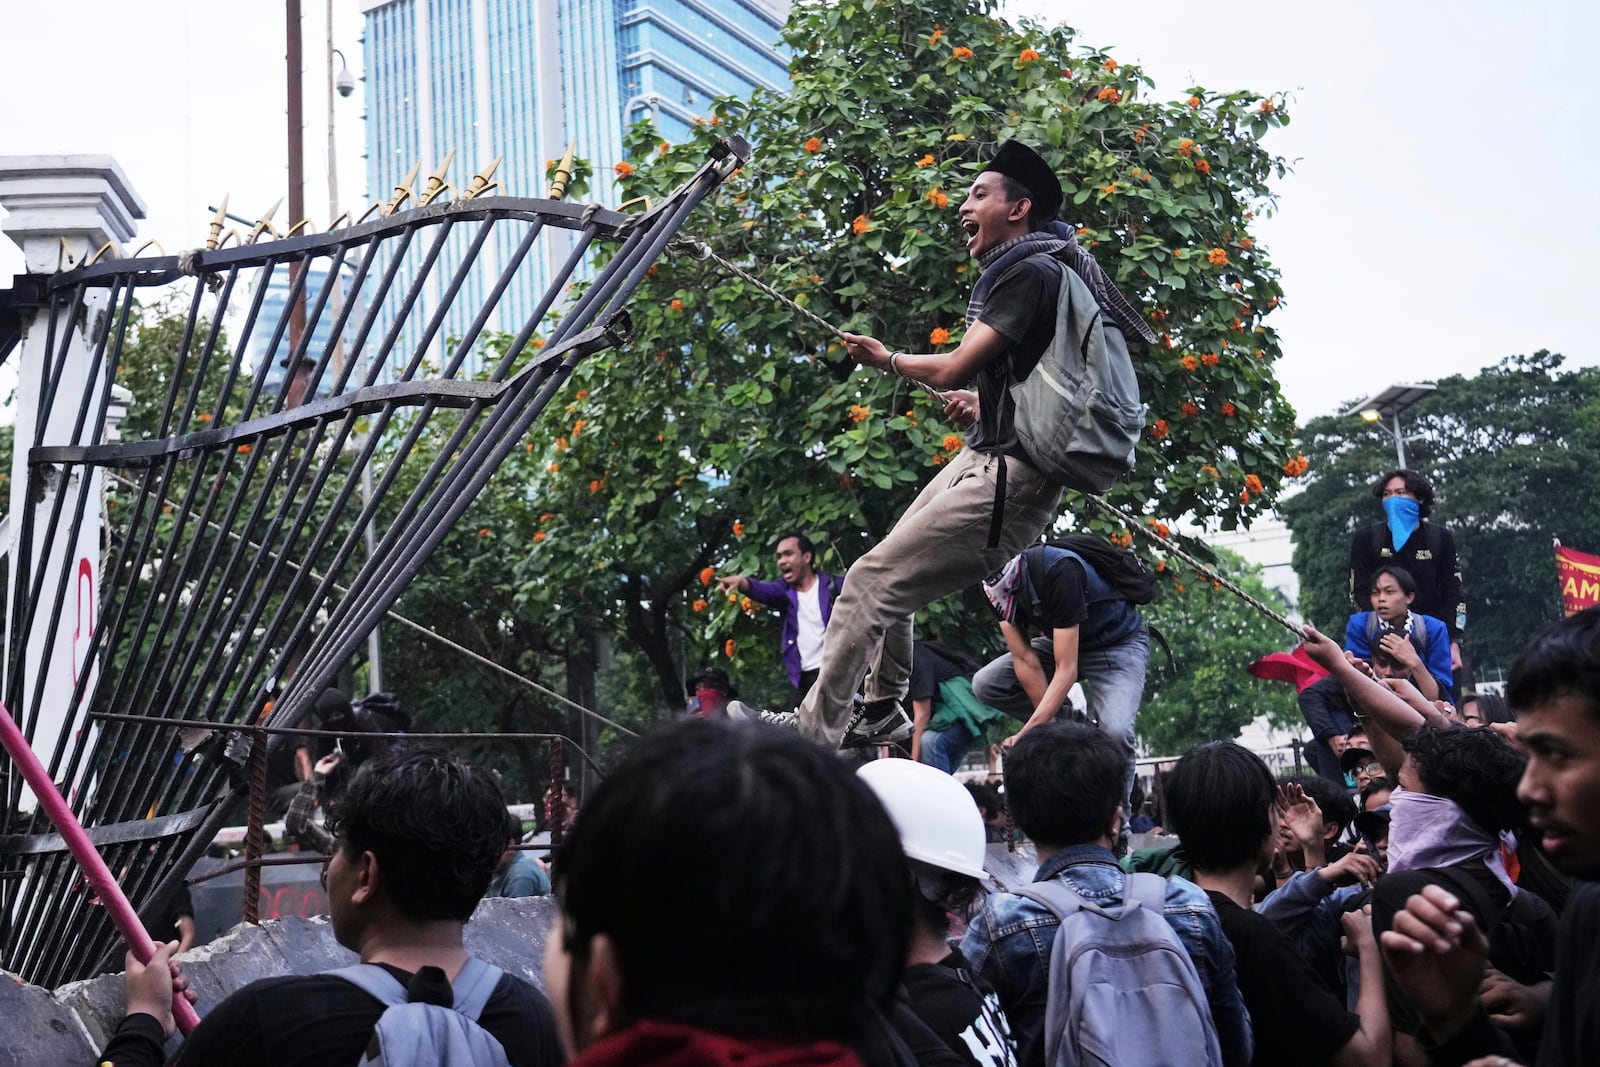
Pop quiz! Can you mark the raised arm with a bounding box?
[1301,625,1421,783]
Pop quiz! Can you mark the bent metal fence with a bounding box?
[0,137,749,986]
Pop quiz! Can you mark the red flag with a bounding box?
[1248,643,1329,693]
[1557,542,1600,616]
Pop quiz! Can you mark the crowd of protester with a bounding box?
[93,601,1599,1067]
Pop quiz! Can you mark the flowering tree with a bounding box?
[436,0,1303,714]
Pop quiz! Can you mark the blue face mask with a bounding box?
[1383,496,1421,551]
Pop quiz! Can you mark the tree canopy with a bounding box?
[1280,350,1600,675]
[484,0,1303,713]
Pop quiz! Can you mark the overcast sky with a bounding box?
[3,0,1594,423]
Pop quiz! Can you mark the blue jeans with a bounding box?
[972,629,1150,822]
[918,722,979,774]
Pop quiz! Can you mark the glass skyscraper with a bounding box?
[359,0,790,376]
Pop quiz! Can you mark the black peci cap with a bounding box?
[982,140,1064,222]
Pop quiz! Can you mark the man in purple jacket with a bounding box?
[718,532,844,697]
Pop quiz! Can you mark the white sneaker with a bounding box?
[756,707,800,729]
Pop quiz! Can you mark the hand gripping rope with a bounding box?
[673,237,1304,641]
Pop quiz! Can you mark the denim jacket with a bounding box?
[960,844,1253,1067]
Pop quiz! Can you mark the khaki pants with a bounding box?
[798,448,1062,747]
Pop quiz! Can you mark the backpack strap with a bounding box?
[447,957,505,1023]
[324,959,505,1023]
[1015,876,1117,920]
[326,963,410,1007]
[1123,872,1168,915]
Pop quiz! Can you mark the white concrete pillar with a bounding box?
[0,155,145,806]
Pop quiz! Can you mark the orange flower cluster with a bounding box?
[1101,183,1117,195]
[658,141,670,155]
[693,599,708,613]
[1259,99,1276,113]
[1019,48,1039,63]
[1207,247,1229,266]
[804,137,822,153]
[848,404,872,423]
[1150,419,1168,440]
[197,412,213,423]
[1245,474,1264,494]
[930,326,951,345]
[740,596,755,613]
[916,153,935,167]
[671,298,684,311]
[700,566,716,586]
[852,215,873,235]
[534,530,546,542]
[943,434,963,452]
[925,188,949,209]
[542,513,555,524]
[1222,401,1237,417]
[1201,465,1219,478]
[1239,237,1254,250]
[533,338,547,349]
[590,479,605,493]
[1187,95,1201,108]
[575,388,589,401]
[1096,87,1121,104]
[733,521,746,538]
[1109,530,1133,548]
[1195,159,1212,176]
[928,26,944,46]
[1145,517,1171,539]
[1201,352,1220,367]
[724,639,737,658]
[1181,354,1200,371]
[1283,455,1310,478]
[1181,401,1201,417]
[478,528,492,538]
[1133,123,1149,143]
[1103,58,1118,71]
[555,436,569,452]
[1150,308,1167,325]
[1233,318,1245,332]
[614,161,633,178]
[953,46,974,60]
[1177,140,1195,157]
[548,462,560,473]
[572,419,588,438]
[931,451,946,466]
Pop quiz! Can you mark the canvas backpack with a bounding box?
[1014,873,1223,1067]
[326,958,512,1067]
[1010,258,1145,494]
[1037,535,1157,605]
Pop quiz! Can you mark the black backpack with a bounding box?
[1040,535,1157,605]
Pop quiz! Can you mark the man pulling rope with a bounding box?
[755,141,1155,749]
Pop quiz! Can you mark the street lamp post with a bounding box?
[1342,383,1437,469]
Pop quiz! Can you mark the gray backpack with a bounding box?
[1011,258,1144,493]
[327,958,511,1066]
[1014,873,1222,1067]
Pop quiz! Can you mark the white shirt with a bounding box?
[795,582,825,671]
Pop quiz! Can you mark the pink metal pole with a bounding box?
[0,701,199,1034]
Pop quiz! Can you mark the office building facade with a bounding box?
[359,0,790,375]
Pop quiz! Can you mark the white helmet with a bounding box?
[857,758,987,879]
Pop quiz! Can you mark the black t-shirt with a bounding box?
[902,950,1017,1067]
[970,256,1062,456]
[1018,553,1091,631]
[99,963,564,1067]
[909,645,968,703]
[1204,891,1360,1066]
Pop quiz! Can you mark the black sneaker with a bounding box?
[843,699,913,746]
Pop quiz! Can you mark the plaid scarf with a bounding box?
[966,222,1157,345]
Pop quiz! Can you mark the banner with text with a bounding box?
[1557,543,1600,616]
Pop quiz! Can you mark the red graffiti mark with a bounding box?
[72,557,94,686]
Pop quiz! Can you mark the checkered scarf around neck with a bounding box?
[966,221,1158,345]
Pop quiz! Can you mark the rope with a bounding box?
[1085,493,1303,638]
[671,235,948,405]
[107,473,639,740]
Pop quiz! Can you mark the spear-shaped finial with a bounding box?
[548,141,577,201]
[384,161,422,216]
[207,195,230,251]
[247,198,284,244]
[418,148,457,207]
[461,155,504,200]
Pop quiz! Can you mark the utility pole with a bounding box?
[285,0,309,404]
